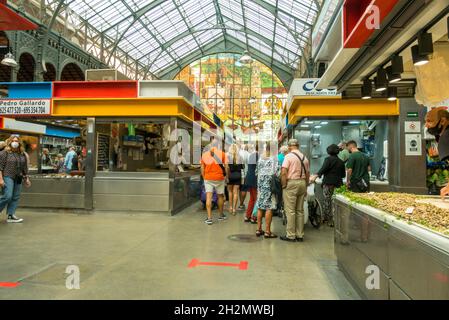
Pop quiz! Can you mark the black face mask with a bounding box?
[428,120,443,137]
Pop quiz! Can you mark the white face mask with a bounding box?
[11,142,19,149]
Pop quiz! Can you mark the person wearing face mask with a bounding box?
[425,108,449,199]
[0,135,31,223]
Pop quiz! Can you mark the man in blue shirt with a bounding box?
[64,147,77,173]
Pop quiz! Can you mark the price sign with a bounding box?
[0,99,51,116]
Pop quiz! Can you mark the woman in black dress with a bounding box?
[226,144,244,215]
[310,144,346,227]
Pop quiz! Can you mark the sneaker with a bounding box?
[238,205,245,210]
[250,219,258,224]
[244,217,251,223]
[204,218,213,225]
[280,235,296,242]
[218,214,227,221]
[7,215,23,223]
[296,237,304,242]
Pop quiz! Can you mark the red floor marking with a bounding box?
[188,259,248,270]
[0,282,20,288]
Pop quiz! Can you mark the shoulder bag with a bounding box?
[210,151,226,177]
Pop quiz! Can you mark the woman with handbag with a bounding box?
[226,144,244,215]
[0,134,31,223]
[255,144,280,238]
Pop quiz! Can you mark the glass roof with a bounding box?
[64,0,321,78]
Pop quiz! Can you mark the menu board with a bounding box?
[97,133,110,170]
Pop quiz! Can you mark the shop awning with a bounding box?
[0,3,38,31]
[288,97,399,125]
[45,126,80,139]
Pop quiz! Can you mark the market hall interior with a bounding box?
[0,0,449,301]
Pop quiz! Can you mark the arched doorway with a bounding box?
[17,53,35,82]
[61,63,84,81]
[0,31,12,82]
[43,63,56,81]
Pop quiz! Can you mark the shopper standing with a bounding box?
[41,148,53,167]
[280,139,310,242]
[226,144,244,215]
[346,140,371,193]
[238,144,249,210]
[55,154,65,173]
[201,139,229,225]
[0,135,31,223]
[278,145,289,166]
[310,144,346,227]
[338,141,350,164]
[64,147,77,173]
[255,144,279,238]
[244,144,258,223]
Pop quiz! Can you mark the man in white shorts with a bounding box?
[201,140,229,225]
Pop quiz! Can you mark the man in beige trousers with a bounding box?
[280,139,310,242]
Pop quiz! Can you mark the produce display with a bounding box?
[336,188,449,236]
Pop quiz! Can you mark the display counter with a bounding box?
[93,169,201,214]
[334,194,449,300]
[20,175,85,209]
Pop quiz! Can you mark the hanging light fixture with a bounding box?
[411,45,429,66]
[1,52,18,68]
[387,86,398,101]
[418,32,433,55]
[375,69,388,92]
[239,50,253,64]
[411,33,433,67]
[387,55,403,83]
[361,78,372,99]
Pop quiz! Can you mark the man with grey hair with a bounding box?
[278,145,289,166]
[280,139,310,242]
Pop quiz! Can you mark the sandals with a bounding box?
[264,232,278,239]
[256,230,264,237]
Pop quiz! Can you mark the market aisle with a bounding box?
[0,204,360,300]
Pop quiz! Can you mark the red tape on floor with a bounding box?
[0,282,20,288]
[188,258,248,270]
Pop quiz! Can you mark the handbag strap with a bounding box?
[291,152,307,179]
[210,150,226,175]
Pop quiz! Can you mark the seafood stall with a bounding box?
[334,191,449,300]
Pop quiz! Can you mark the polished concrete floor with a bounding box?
[0,203,360,300]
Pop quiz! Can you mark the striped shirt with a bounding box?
[0,150,28,179]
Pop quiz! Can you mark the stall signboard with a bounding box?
[0,99,51,116]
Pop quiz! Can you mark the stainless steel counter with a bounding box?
[93,170,201,214]
[20,176,85,209]
[334,195,449,300]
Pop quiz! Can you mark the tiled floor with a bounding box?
[0,204,360,300]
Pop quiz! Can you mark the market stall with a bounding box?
[334,192,449,300]
[0,80,217,214]
[287,88,399,193]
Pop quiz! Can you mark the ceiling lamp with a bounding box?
[387,55,403,83]
[361,78,372,99]
[411,33,433,66]
[418,32,433,55]
[387,86,397,101]
[375,69,388,92]
[411,45,429,66]
[239,50,253,64]
[1,52,18,68]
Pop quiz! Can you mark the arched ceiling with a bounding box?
[53,0,322,83]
